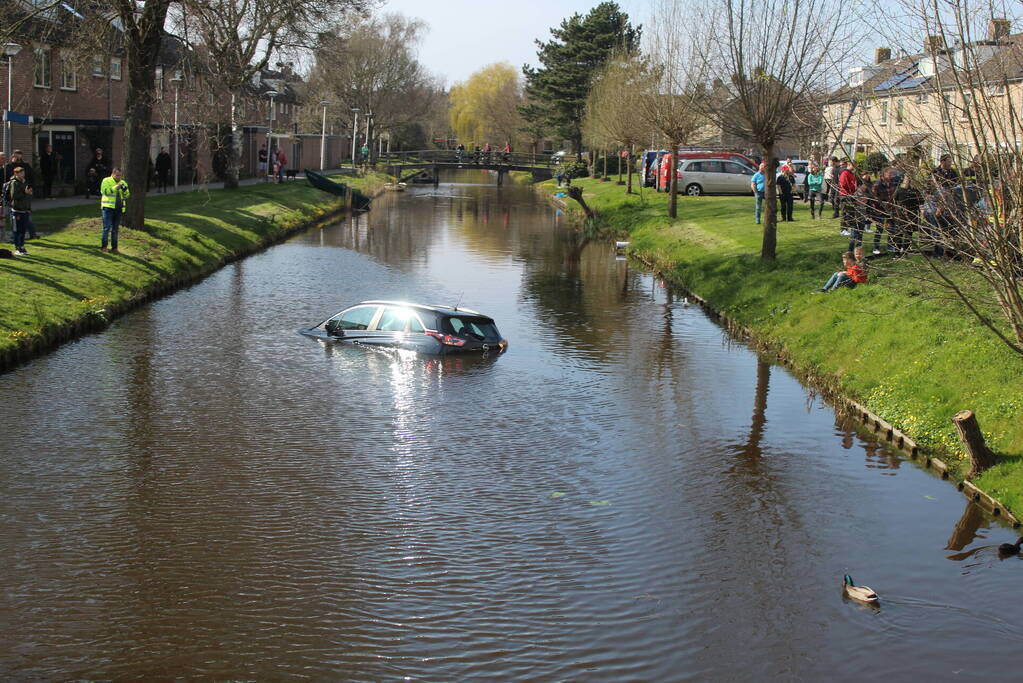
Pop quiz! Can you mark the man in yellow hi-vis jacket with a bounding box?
[100,167,130,253]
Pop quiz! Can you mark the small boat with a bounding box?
[843,575,879,604]
[384,182,407,192]
[304,169,372,210]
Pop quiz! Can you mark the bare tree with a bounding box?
[306,13,439,160]
[169,0,371,189]
[583,51,652,194]
[695,0,850,258]
[637,2,707,218]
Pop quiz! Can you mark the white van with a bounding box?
[676,158,756,195]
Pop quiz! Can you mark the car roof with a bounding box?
[356,300,488,317]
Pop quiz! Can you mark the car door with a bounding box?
[680,160,703,192]
[721,161,753,193]
[370,306,414,347]
[702,161,729,192]
[325,304,380,339]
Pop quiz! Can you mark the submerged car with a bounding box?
[300,301,508,355]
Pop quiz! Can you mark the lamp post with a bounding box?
[319,100,329,171]
[365,110,373,164]
[266,90,278,179]
[3,43,22,160]
[170,70,182,190]
[350,108,359,170]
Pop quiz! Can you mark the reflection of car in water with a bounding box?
[300,301,508,356]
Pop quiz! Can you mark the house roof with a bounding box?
[828,32,1023,103]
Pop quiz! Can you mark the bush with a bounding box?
[864,152,889,175]
[561,161,589,181]
[593,154,624,177]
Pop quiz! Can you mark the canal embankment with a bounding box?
[542,177,1023,516]
[0,172,389,372]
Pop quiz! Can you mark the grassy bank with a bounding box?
[0,172,388,368]
[546,178,1023,513]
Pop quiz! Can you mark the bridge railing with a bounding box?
[378,150,559,168]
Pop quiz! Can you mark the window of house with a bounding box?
[987,83,1005,96]
[942,93,953,123]
[110,57,121,80]
[154,66,163,100]
[961,91,973,120]
[833,105,843,126]
[92,55,104,76]
[60,51,76,90]
[896,100,904,124]
[915,92,929,104]
[34,46,51,88]
[880,101,889,124]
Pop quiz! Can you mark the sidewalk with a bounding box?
[29,167,356,212]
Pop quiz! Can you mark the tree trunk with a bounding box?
[224,92,241,190]
[118,0,172,231]
[669,140,680,218]
[953,410,997,477]
[626,147,633,194]
[761,143,778,260]
[566,185,594,219]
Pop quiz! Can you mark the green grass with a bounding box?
[0,172,388,362]
[549,178,1023,512]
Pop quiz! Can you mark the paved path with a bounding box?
[32,168,355,212]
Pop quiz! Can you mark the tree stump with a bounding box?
[566,186,595,219]
[953,410,996,477]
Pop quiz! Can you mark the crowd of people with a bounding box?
[750,152,996,293]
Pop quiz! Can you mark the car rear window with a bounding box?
[441,316,501,340]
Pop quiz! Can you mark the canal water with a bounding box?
[2,173,1021,680]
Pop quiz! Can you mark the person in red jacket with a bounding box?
[838,160,859,236]
[814,250,867,292]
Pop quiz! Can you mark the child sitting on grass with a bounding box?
[814,250,868,293]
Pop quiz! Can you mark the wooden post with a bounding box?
[953,410,996,477]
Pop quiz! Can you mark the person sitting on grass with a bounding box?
[814,250,867,293]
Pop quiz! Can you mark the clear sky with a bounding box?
[380,0,648,86]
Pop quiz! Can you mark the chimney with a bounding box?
[875,47,891,64]
[925,35,944,53]
[989,18,1011,41]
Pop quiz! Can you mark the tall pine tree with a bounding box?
[522,2,640,156]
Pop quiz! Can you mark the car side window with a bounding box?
[725,162,751,175]
[409,314,425,333]
[376,307,409,332]
[687,161,704,172]
[703,161,725,174]
[336,305,378,331]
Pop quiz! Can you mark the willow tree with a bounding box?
[583,52,652,194]
[449,63,526,149]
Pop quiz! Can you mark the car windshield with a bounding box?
[442,316,501,340]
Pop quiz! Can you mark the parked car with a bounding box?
[300,301,508,356]
[675,158,756,196]
[676,151,758,170]
[640,149,668,187]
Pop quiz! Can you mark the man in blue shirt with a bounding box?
[750,162,767,224]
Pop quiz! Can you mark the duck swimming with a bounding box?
[843,575,879,604]
[998,538,1023,555]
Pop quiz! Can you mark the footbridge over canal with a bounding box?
[379,150,557,185]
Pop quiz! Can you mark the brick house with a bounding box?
[2,4,350,195]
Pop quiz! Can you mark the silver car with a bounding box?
[677,159,756,196]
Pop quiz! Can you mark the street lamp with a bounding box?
[266,90,278,179]
[319,100,329,171]
[350,107,359,170]
[4,43,22,160]
[170,70,182,190]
